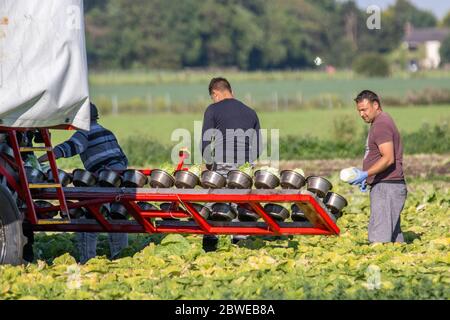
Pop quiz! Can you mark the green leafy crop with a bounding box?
[0,179,448,300]
[238,163,253,176]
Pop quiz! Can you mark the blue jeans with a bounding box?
[77,228,129,264]
[77,163,129,263]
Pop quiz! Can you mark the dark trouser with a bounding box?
[369,182,407,243]
[204,163,248,243]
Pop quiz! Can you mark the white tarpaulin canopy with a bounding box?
[0,0,90,130]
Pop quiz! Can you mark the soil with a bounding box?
[277,153,450,179]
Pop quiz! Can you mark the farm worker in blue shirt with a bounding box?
[39,103,129,263]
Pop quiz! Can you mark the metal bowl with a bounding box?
[122,169,148,188]
[254,170,280,189]
[227,170,253,189]
[237,204,260,221]
[47,169,73,187]
[34,200,58,219]
[264,203,290,222]
[334,212,343,220]
[200,170,226,189]
[280,170,306,189]
[25,166,46,184]
[109,202,128,219]
[69,207,86,219]
[160,202,178,212]
[189,203,211,220]
[150,169,175,188]
[174,170,199,189]
[0,134,7,144]
[137,202,159,211]
[291,204,308,222]
[98,169,122,188]
[210,203,237,221]
[159,202,179,220]
[0,143,15,159]
[72,169,97,187]
[81,205,105,219]
[306,176,333,198]
[65,201,86,219]
[324,192,348,215]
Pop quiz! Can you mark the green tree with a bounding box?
[388,0,437,28]
[353,53,390,77]
[440,35,450,64]
[357,0,437,55]
[83,0,438,71]
[441,11,450,28]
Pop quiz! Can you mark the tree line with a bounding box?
[84,0,446,70]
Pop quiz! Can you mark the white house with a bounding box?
[403,25,450,69]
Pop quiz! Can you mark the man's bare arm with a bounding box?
[367,141,395,177]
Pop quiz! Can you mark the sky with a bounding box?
[354,0,450,19]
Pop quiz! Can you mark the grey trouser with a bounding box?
[204,163,247,241]
[77,163,128,264]
[369,182,407,243]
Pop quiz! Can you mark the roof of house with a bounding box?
[404,28,450,44]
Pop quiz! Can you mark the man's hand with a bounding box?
[38,154,49,163]
[348,168,368,185]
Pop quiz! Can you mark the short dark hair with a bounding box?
[208,77,232,95]
[354,90,381,108]
[90,102,99,121]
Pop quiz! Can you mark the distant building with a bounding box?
[403,24,450,70]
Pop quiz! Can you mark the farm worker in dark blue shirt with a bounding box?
[201,77,262,251]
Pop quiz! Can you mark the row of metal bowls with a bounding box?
[25,168,150,188]
[28,167,331,198]
[35,193,347,222]
[34,200,210,220]
[151,169,324,191]
[33,200,302,221]
[31,167,347,222]
[72,168,149,188]
[207,193,348,223]
[154,169,335,200]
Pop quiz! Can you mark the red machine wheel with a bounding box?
[0,184,27,265]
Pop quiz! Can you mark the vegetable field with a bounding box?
[1,177,448,300]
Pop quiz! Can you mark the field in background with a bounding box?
[53,105,449,145]
[48,70,450,169]
[89,70,450,113]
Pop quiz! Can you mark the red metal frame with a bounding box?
[0,126,340,237]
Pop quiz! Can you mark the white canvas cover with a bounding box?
[0,0,90,130]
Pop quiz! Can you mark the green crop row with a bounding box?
[1,178,448,299]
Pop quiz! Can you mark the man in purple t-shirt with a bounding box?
[348,90,407,243]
